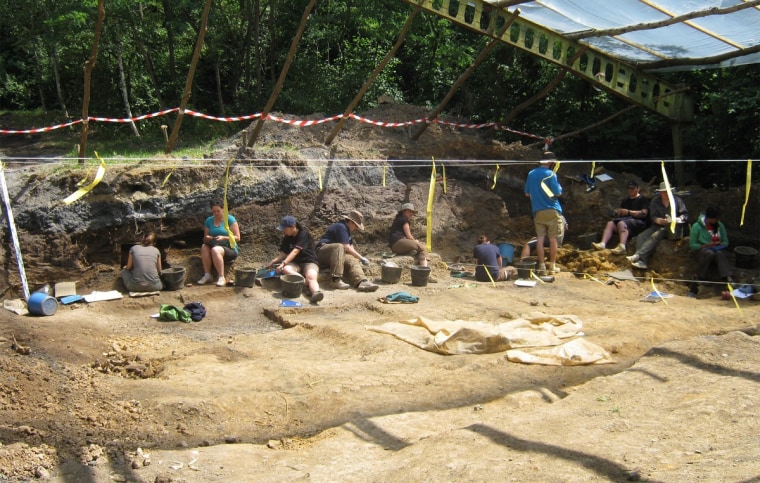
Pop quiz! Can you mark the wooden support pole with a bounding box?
[246,0,317,148]
[412,10,519,141]
[165,0,213,154]
[77,0,105,164]
[324,3,422,146]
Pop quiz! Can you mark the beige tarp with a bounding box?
[366,312,613,365]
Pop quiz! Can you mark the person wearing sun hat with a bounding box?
[626,181,688,270]
[316,210,378,292]
[388,202,429,267]
[267,215,324,303]
[591,179,650,255]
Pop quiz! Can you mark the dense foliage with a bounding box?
[1,0,758,170]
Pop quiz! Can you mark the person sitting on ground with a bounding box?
[627,181,688,270]
[197,199,241,286]
[268,215,324,304]
[688,205,732,295]
[524,151,564,275]
[121,232,163,292]
[520,215,568,261]
[316,210,378,292]
[473,235,517,282]
[388,202,429,267]
[592,179,649,255]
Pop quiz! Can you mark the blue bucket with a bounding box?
[27,292,58,316]
[498,243,515,267]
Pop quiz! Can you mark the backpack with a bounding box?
[183,301,206,322]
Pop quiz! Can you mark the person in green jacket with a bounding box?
[688,206,733,295]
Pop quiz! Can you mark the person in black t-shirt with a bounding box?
[268,215,324,303]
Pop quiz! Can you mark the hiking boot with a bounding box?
[548,264,561,274]
[357,280,379,292]
[591,242,605,251]
[631,260,648,270]
[610,244,626,255]
[216,277,227,287]
[626,254,639,263]
[537,264,547,275]
[331,279,350,290]
[197,273,213,285]
[310,291,324,303]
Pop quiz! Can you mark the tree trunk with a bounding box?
[115,31,140,137]
[166,0,213,153]
[134,2,166,110]
[33,48,48,114]
[162,0,178,98]
[214,58,225,116]
[50,47,69,118]
[78,0,106,163]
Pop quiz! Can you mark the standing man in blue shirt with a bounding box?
[524,152,564,275]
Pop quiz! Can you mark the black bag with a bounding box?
[183,301,206,322]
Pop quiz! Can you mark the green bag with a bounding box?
[159,304,192,323]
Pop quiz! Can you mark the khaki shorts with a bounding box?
[534,209,563,238]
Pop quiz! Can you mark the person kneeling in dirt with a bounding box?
[473,235,517,282]
[388,202,428,267]
[520,215,568,261]
[122,232,163,292]
[316,210,378,292]
[687,205,733,296]
[268,215,324,304]
[592,179,649,255]
[197,199,241,286]
[627,182,688,270]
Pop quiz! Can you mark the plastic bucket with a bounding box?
[234,267,257,287]
[513,260,536,279]
[497,243,515,266]
[381,263,403,283]
[281,274,305,298]
[735,246,758,268]
[161,267,186,291]
[410,265,431,287]
[27,292,58,316]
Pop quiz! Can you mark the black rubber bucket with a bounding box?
[513,260,536,279]
[161,267,186,291]
[281,274,305,298]
[381,263,403,283]
[410,266,431,287]
[234,267,257,287]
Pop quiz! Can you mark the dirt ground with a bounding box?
[2,102,760,482]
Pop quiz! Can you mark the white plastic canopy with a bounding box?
[489,0,760,71]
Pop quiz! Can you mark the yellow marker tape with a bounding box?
[383,165,387,187]
[583,273,605,285]
[441,163,447,194]
[552,160,561,173]
[530,270,546,284]
[483,264,496,287]
[590,161,596,179]
[161,165,176,187]
[491,164,499,190]
[318,165,323,191]
[727,282,743,316]
[660,162,678,234]
[63,153,106,205]
[740,159,752,227]
[650,277,668,305]
[426,158,436,252]
[76,167,92,187]
[223,158,237,250]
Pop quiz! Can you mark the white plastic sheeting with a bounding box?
[490,0,760,70]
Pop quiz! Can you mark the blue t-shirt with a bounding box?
[204,214,239,252]
[525,166,563,215]
[319,220,352,246]
[473,243,501,282]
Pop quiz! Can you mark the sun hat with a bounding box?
[655,181,673,192]
[343,210,365,232]
[400,202,417,214]
[277,215,297,231]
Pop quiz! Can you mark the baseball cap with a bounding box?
[627,180,639,188]
[277,215,297,230]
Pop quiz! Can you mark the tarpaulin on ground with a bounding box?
[366,313,581,355]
